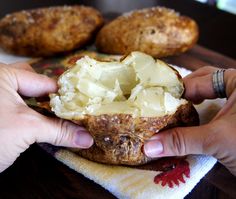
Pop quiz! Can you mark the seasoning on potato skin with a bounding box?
[0,6,104,57]
[71,103,199,165]
[95,7,199,58]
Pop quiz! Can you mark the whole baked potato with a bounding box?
[96,7,199,58]
[50,51,199,165]
[0,6,103,56]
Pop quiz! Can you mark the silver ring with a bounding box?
[212,69,226,98]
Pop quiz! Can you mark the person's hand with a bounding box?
[144,66,236,176]
[0,62,93,172]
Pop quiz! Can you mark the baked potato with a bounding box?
[50,51,199,165]
[0,5,103,56]
[95,7,199,58]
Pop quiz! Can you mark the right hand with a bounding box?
[144,66,236,176]
[0,62,94,172]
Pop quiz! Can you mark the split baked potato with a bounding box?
[50,51,199,165]
[96,7,199,58]
[0,6,103,56]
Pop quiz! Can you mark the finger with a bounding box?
[10,68,57,97]
[183,66,218,103]
[144,125,211,158]
[184,73,216,103]
[183,67,236,103]
[38,118,94,148]
[21,108,94,148]
[37,117,94,148]
[9,62,35,72]
[184,66,217,80]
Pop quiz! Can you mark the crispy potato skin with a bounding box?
[71,101,199,165]
[95,7,198,58]
[0,6,104,56]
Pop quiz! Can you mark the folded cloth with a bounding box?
[0,50,225,199]
[51,150,217,199]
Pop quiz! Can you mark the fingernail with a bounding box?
[74,129,94,148]
[144,140,163,157]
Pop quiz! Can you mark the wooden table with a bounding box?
[0,45,236,199]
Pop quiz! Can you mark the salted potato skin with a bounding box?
[95,7,199,58]
[0,6,104,56]
[71,102,199,165]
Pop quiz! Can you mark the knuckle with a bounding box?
[203,66,217,71]
[0,65,18,89]
[169,128,186,156]
[53,119,73,146]
[0,65,10,78]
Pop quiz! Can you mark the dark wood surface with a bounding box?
[0,0,236,199]
[0,45,236,199]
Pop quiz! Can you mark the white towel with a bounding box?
[54,150,216,199]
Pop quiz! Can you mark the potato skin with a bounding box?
[95,7,198,58]
[71,101,199,165]
[35,92,199,165]
[0,6,104,56]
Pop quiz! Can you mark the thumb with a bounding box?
[30,113,94,148]
[144,125,211,158]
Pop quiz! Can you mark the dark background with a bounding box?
[0,0,236,60]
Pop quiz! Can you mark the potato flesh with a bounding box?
[50,51,186,119]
